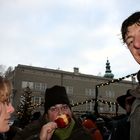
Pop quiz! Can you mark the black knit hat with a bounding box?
[44,85,70,113]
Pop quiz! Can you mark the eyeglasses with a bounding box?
[49,104,69,112]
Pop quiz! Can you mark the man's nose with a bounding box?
[57,107,63,114]
[133,35,140,49]
[7,103,15,113]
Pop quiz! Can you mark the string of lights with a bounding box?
[71,72,137,107]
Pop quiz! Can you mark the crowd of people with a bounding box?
[0,11,140,140]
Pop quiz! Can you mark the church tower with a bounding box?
[104,58,114,78]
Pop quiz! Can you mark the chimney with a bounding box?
[73,67,79,75]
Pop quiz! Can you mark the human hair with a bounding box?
[0,76,12,103]
[121,11,140,43]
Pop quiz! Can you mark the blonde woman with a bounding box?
[0,76,14,133]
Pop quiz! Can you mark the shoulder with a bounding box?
[13,120,43,140]
[130,99,140,117]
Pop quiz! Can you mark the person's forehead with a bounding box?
[126,24,136,33]
[51,104,66,107]
[127,23,140,33]
[125,24,139,40]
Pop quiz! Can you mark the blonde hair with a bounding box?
[0,76,12,103]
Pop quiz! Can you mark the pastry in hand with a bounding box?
[55,114,71,128]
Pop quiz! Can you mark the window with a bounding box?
[66,86,73,95]
[41,83,47,91]
[34,82,41,91]
[105,90,115,98]
[22,81,33,89]
[32,96,42,105]
[34,82,47,91]
[22,81,47,91]
[85,88,95,96]
[109,104,116,112]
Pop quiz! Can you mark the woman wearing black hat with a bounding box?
[40,85,92,140]
[13,85,92,140]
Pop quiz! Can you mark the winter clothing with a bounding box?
[13,85,92,140]
[13,116,92,140]
[82,119,103,140]
[44,85,71,113]
[130,85,140,98]
[109,115,130,140]
[129,99,140,140]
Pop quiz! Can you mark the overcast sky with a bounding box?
[0,0,140,79]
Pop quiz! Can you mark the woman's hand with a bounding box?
[40,122,57,140]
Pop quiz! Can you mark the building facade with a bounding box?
[8,64,138,116]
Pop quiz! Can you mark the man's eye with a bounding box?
[62,105,69,109]
[2,98,10,105]
[128,41,133,47]
[5,100,10,105]
[50,107,57,112]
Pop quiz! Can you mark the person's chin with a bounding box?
[0,126,10,133]
[135,57,140,64]
[4,122,10,132]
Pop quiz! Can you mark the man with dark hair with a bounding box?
[121,12,140,140]
[121,11,140,64]
[13,85,92,140]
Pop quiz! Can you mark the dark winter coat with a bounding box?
[109,116,130,140]
[13,116,92,140]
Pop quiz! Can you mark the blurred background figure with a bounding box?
[82,118,103,140]
[96,118,110,140]
[109,89,135,140]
